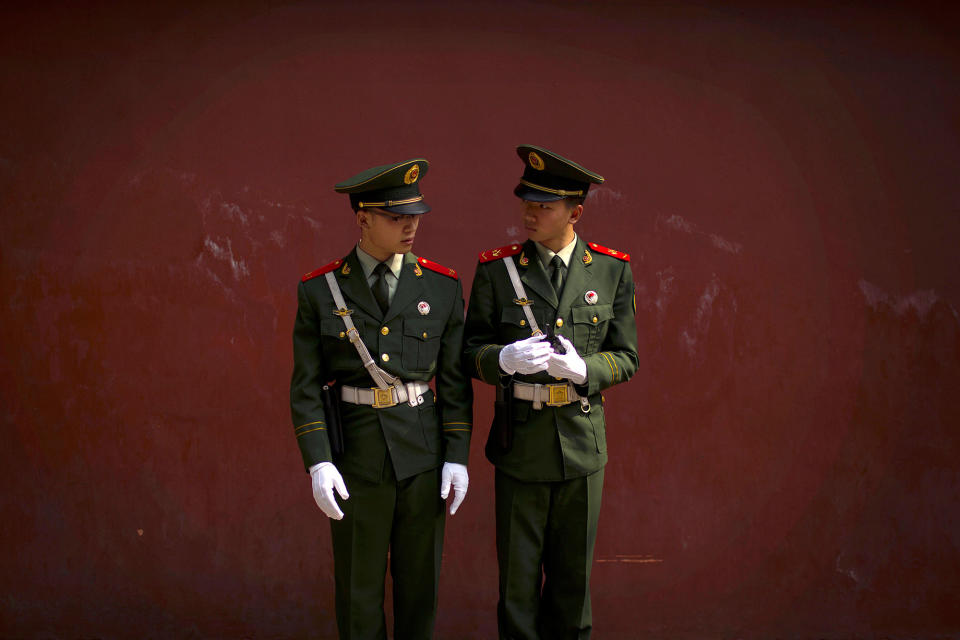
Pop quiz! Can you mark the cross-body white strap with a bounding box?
[503,256,541,336]
[324,271,399,390]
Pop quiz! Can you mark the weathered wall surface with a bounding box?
[2,2,958,638]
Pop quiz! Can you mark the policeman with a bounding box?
[463,145,639,639]
[291,158,472,640]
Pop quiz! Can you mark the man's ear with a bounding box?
[356,210,370,228]
[568,204,584,225]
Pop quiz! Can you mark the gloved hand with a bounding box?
[545,335,587,384]
[499,335,552,375]
[440,462,469,515]
[309,462,349,520]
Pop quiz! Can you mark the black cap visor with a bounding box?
[514,182,565,202]
[382,200,431,215]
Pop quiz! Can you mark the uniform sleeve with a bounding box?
[581,260,639,395]
[290,281,333,470]
[463,262,508,385]
[435,278,473,464]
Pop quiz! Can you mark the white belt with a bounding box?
[513,381,590,412]
[340,381,430,409]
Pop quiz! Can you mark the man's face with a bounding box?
[521,199,580,248]
[359,208,421,257]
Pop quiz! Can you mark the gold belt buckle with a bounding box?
[371,387,397,408]
[546,384,569,407]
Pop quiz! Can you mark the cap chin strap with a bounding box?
[518,179,584,197]
[357,195,424,208]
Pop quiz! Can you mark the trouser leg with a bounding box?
[495,470,550,640]
[539,468,604,640]
[390,466,445,640]
[329,473,395,640]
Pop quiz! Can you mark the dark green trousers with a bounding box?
[495,468,604,640]
[330,465,445,640]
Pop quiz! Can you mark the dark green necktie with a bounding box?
[372,262,390,314]
[550,255,565,295]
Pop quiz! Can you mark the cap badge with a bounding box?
[413,263,423,277]
[418,301,431,315]
[528,152,545,171]
[404,164,421,184]
[341,263,351,275]
[518,252,529,266]
[582,249,593,265]
[584,290,598,305]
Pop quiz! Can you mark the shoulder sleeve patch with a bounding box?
[478,243,524,263]
[418,256,458,279]
[301,258,343,282]
[587,242,630,262]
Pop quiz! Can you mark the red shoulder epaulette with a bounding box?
[587,242,630,262]
[301,258,344,282]
[478,243,524,263]
[417,256,458,279]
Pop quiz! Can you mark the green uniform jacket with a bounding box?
[463,237,638,482]
[291,248,472,482]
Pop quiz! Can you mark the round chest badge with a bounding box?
[584,290,598,305]
[417,301,431,315]
[528,152,545,171]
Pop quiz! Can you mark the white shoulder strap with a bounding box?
[324,271,398,390]
[503,257,541,336]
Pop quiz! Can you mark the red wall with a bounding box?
[2,2,959,638]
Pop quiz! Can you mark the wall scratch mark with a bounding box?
[220,202,249,226]
[680,275,721,357]
[202,236,249,280]
[858,279,956,321]
[658,213,743,255]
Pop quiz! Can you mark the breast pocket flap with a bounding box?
[571,303,614,325]
[500,306,531,329]
[321,318,351,338]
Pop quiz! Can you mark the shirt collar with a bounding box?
[534,234,578,268]
[355,244,404,280]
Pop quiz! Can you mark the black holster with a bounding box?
[494,377,514,452]
[321,383,344,457]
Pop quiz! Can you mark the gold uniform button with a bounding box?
[592,316,599,324]
[381,353,390,362]
[338,331,345,338]
[520,319,526,327]
[555,318,564,328]
[381,326,389,335]
[422,331,428,338]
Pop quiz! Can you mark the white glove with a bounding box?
[545,335,587,384]
[309,462,349,520]
[440,462,469,515]
[499,335,552,375]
